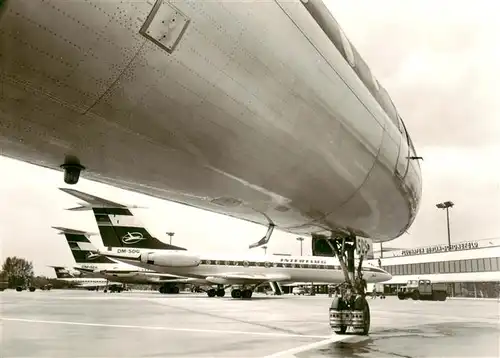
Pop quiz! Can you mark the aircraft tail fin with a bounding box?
[59,189,187,251]
[52,226,116,264]
[50,266,74,279]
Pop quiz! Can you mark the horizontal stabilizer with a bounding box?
[52,226,97,236]
[73,266,95,273]
[59,188,146,210]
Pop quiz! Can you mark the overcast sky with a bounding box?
[1,1,499,277]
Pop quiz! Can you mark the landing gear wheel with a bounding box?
[353,296,370,335]
[172,286,180,294]
[216,289,225,297]
[361,301,371,335]
[159,287,165,294]
[207,289,216,297]
[330,297,348,335]
[242,289,253,299]
[323,233,373,336]
[231,289,242,299]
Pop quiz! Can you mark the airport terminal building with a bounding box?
[378,238,500,298]
[284,238,500,298]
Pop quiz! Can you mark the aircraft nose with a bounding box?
[383,270,392,282]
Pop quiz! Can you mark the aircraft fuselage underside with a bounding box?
[0,0,422,242]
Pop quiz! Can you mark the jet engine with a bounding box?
[140,252,201,268]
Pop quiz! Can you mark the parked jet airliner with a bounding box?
[61,188,392,299]
[0,0,422,244]
[50,266,121,291]
[53,226,205,293]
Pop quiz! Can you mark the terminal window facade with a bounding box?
[383,257,500,276]
[382,257,500,298]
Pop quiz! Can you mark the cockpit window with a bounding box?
[378,86,399,129]
[397,115,410,146]
[371,73,380,91]
[339,28,356,67]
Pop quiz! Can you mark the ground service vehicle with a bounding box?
[105,284,124,293]
[292,287,306,295]
[398,280,447,301]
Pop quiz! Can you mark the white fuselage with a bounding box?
[108,250,392,285]
[56,277,117,288]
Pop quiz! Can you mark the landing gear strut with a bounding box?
[325,233,371,335]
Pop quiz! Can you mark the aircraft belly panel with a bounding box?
[0,0,419,240]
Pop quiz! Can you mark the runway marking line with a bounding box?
[264,335,370,357]
[0,317,330,340]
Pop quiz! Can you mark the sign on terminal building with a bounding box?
[387,238,500,258]
[401,241,479,256]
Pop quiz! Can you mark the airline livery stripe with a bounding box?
[197,260,385,273]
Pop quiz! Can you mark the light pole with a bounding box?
[296,237,304,256]
[166,232,175,245]
[262,245,267,255]
[436,201,454,247]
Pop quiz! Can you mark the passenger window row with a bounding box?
[383,257,500,276]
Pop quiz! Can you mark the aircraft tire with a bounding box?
[231,289,242,299]
[330,297,348,334]
[216,289,225,297]
[242,289,252,299]
[354,296,370,336]
[207,289,216,297]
